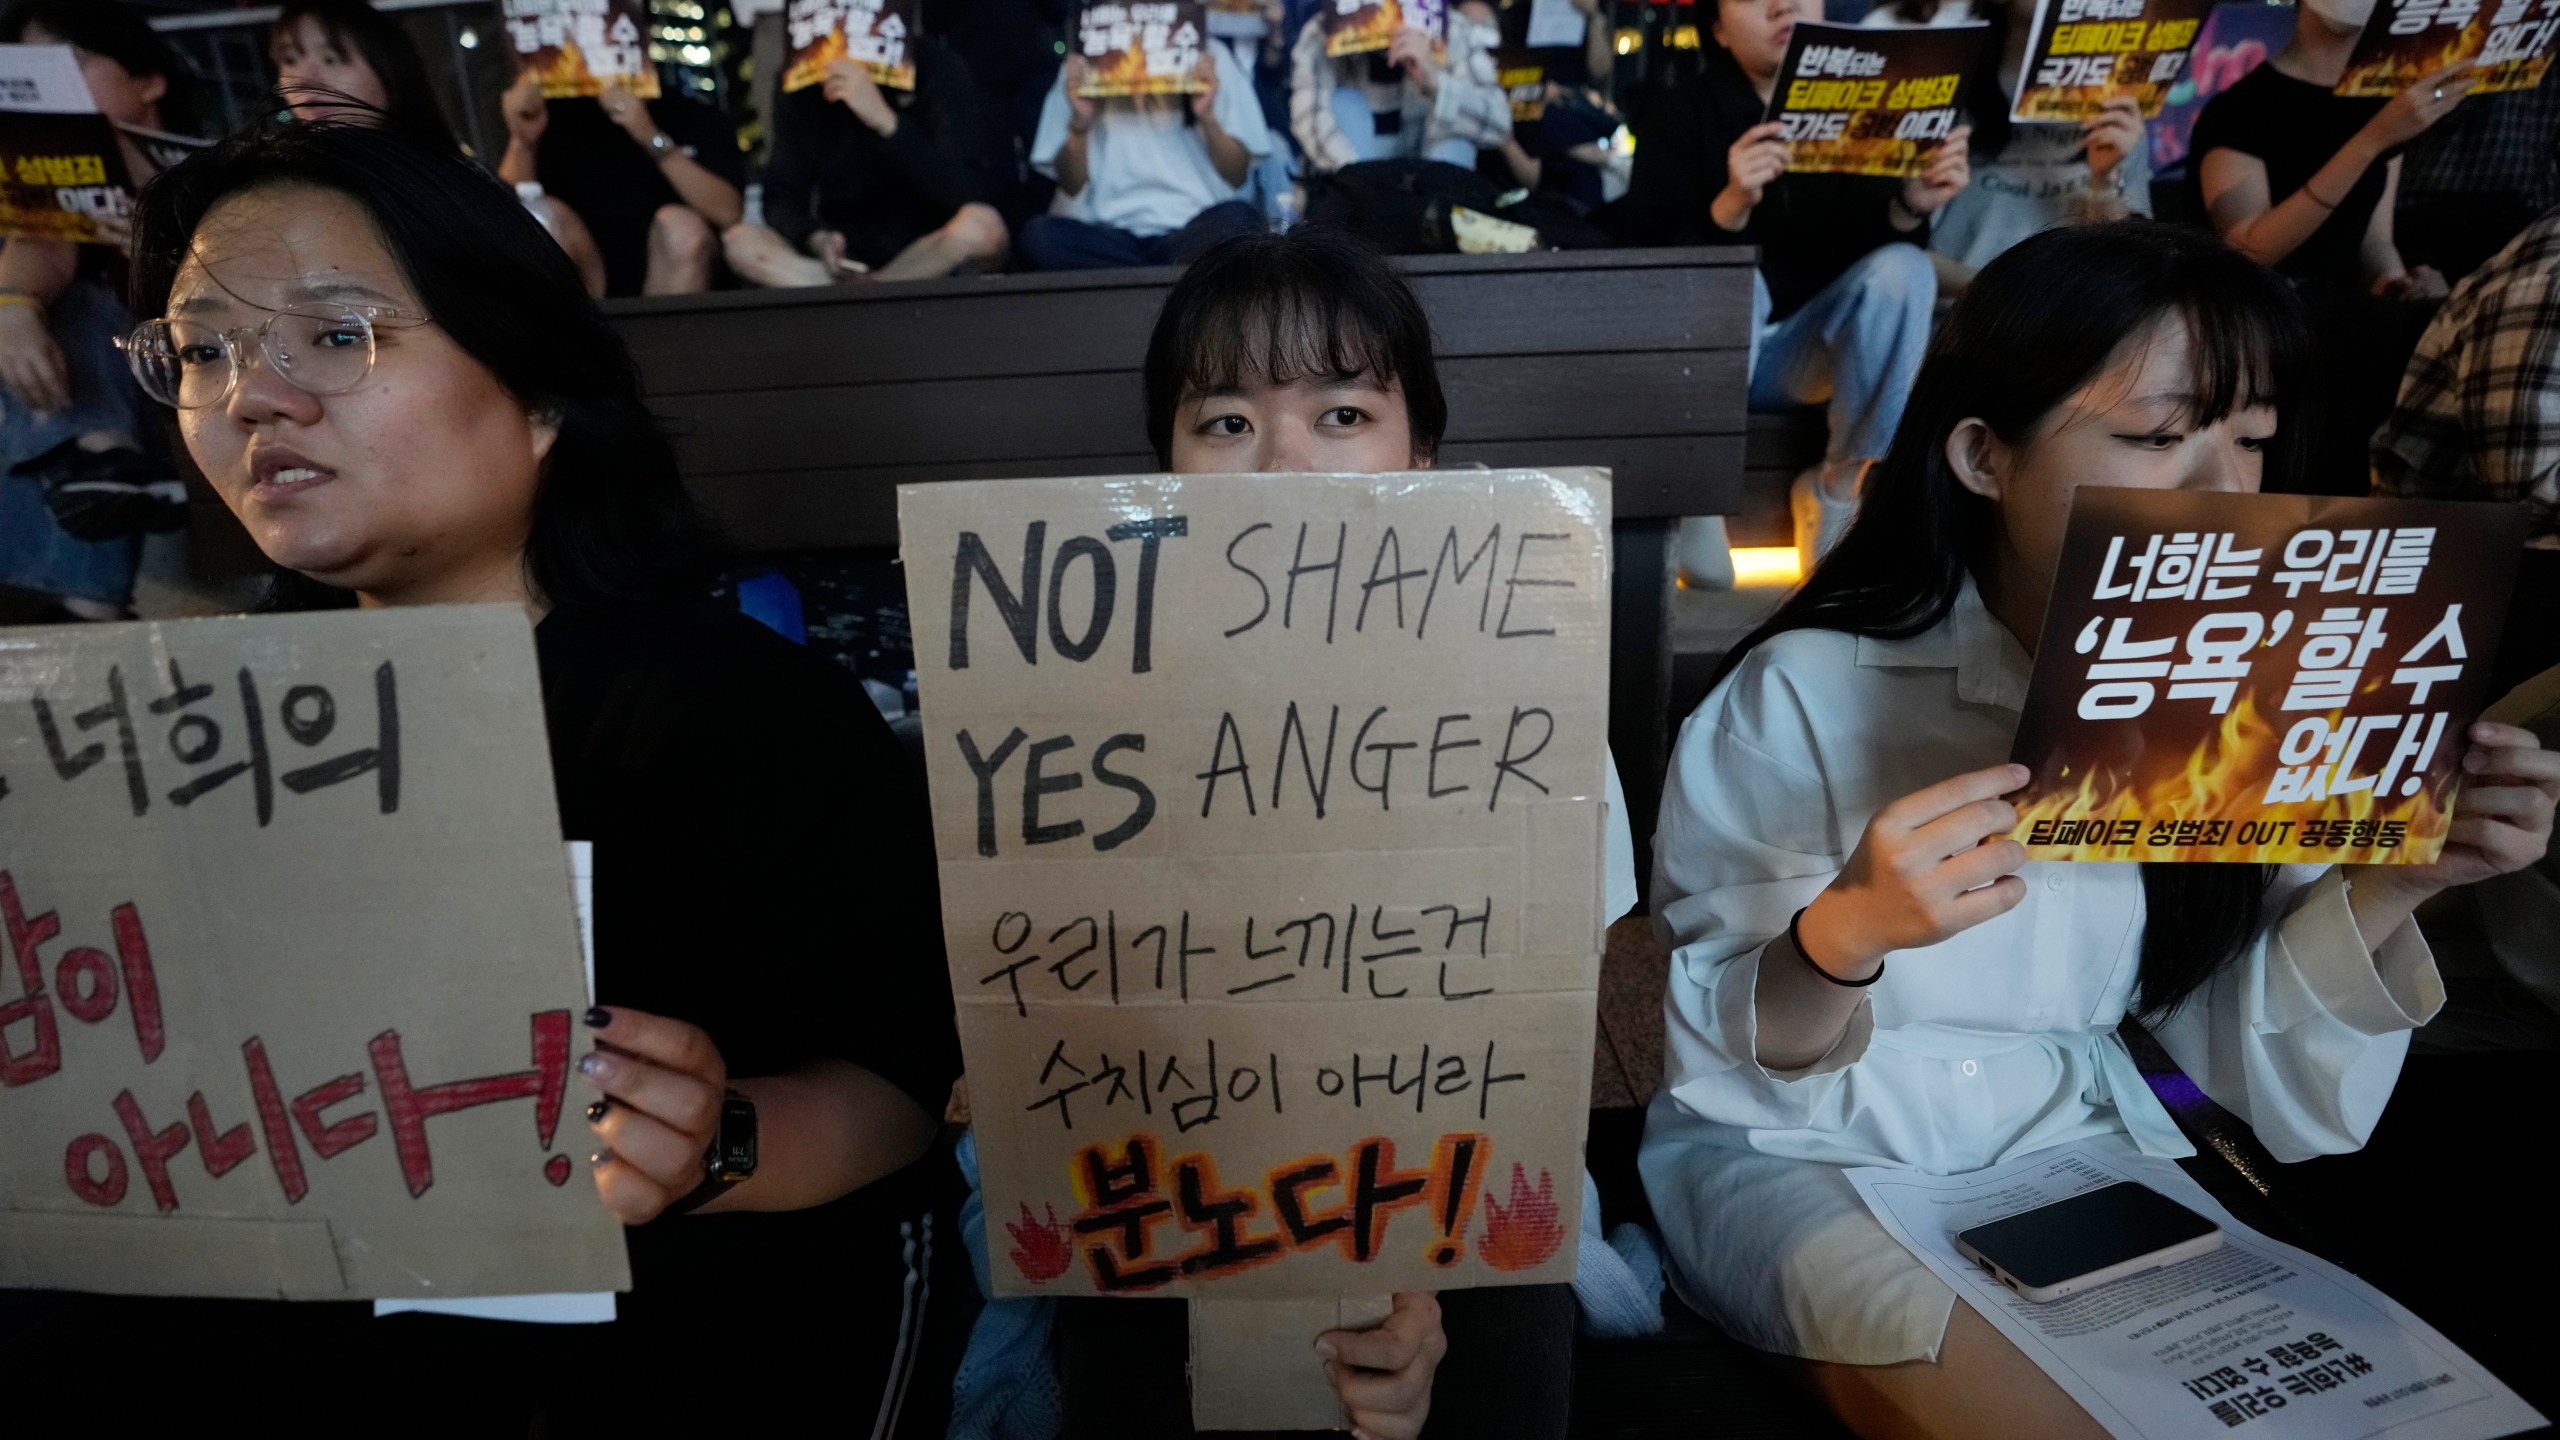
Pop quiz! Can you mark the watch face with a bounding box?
[715,1093,758,1177]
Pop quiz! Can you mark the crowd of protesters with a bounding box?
[3,1,2558,1438]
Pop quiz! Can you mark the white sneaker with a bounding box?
[1674,516,1736,590]
[1791,460,1868,577]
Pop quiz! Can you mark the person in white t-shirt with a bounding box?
[1020,43,1274,270]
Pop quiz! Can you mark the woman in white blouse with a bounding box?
[1640,221,2557,1439]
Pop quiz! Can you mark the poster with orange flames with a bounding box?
[2009,0,2215,121]
[500,0,659,100]
[899,470,1608,1304]
[2008,490,2526,865]
[1326,0,1406,56]
[0,44,137,246]
[1075,1,1210,98]
[782,0,919,93]
[1767,21,1985,178]
[2336,0,2560,97]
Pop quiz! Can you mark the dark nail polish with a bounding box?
[585,1099,611,1122]
[584,1006,612,1028]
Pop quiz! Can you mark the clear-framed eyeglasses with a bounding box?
[117,303,432,410]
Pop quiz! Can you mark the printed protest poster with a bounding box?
[1075,1,1211,97]
[1326,0,1406,56]
[1766,21,1984,178]
[0,44,136,246]
[2008,490,2526,865]
[2337,0,2560,95]
[2146,2,2289,177]
[501,0,660,99]
[2010,0,2215,120]
[0,607,629,1301]
[1496,48,1551,120]
[783,0,920,93]
[900,470,1610,1304]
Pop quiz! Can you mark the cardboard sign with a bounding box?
[0,607,629,1301]
[2008,491,2526,864]
[2337,0,2560,95]
[0,44,136,246]
[901,471,1610,1301]
[783,0,919,93]
[1767,21,1985,178]
[501,0,660,100]
[1075,1,1211,97]
[2146,2,2289,176]
[2009,0,2215,120]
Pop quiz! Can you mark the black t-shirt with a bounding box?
[2186,64,2390,287]
[534,600,961,1307]
[761,38,992,266]
[534,94,745,297]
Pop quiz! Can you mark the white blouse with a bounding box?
[1644,582,2444,1178]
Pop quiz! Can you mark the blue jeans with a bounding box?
[1747,242,1935,466]
[1017,200,1265,271]
[0,281,146,606]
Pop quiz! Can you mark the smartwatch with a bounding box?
[647,129,678,161]
[661,1088,757,1216]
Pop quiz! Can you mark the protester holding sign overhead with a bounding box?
[1640,220,2557,1440]
[0,0,193,622]
[99,118,970,1434]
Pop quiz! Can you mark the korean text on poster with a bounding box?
[1325,0,1408,57]
[0,44,136,246]
[0,608,628,1301]
[899,471,1612,1300]
[2010,0,2215,120]
[501,0,660,99]
[783,0,919,92]
[1076,1,1211,97]
[2146,2,2289,176]
[2007,490,2526,865]
[1766,21,1985,178]
[2335,0,2560,96]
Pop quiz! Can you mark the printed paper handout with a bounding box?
[0,44,136,245]
[1075,1,1211,97]
[1766,21,1986,178]
[1847,1143,2545,1439]
[1326,0,1409,57]
[2335,0,2560,96]
[2007,490,2524,864]
[0,607,629,1301]
[2010,0,2216,120]
[2146,2,2290,176]
[502,0,660,99]
[899,470,1612,1300]
[784,0,920,92]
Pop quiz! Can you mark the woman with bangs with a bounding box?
[1639,222,2556,1439]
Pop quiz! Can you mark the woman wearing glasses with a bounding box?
[53,120,971,1435]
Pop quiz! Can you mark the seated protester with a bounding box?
[1287,0,1513,174]
[722,43,1010,285]
[1019,46,1272,270]
[2373,203,2560,692]
[1861,0,2147,282]
[1622,0,1970,571]
[1046,227,1640,1440]
[91,118,971,1434]
[497,66,743,299]
[1640,220,2558,1440]
[0,0,192,621]
[2189,0,2469,493]
[2395,83,2560,283]
[271,0,459,150]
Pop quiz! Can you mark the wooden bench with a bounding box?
[605,246,1766,879]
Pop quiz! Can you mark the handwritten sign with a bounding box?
[901,471,1609,1299]
[0,44,136,246]
[783,0,918,92]
[0,607,628,1300]
[2010,0,2215,120]
[2008,490,2526,864]
[501,0,659,99]
[1076,1,1211,97]
[1767,21,1985,178]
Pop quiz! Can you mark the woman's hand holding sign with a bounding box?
[1898,124,1972,223]
[1319,1291,1449,1440]
[580,1006,728,1224]
[2342,723,2559,948]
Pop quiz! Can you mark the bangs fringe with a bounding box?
[1170,274,1401,400]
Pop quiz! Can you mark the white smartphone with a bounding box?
[1953,1181,2223,1303]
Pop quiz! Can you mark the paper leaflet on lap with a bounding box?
[2009,0,2216,121]
[2335,0,2560,97]
[901,470,1606,1328]
[1765,21,1986,179]
[502,0,660,99]
[1847,1142,2545,1439]
[2008,490,2525,865]
[0,607,629,1301]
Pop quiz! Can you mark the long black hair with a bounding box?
[1144,227,1449,468]
[272,0,460,152]
[0,0,201,135]
[128,119,713,611]
[1710,221,2315,1019]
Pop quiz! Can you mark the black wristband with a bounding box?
[659,1170,727,1218]
[1790,906,1884,988]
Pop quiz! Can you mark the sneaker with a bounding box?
[1790,459,1867,577]
[1675,515,1736,590]
[38,445,188,542]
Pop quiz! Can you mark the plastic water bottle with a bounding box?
[515,180,558,238]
